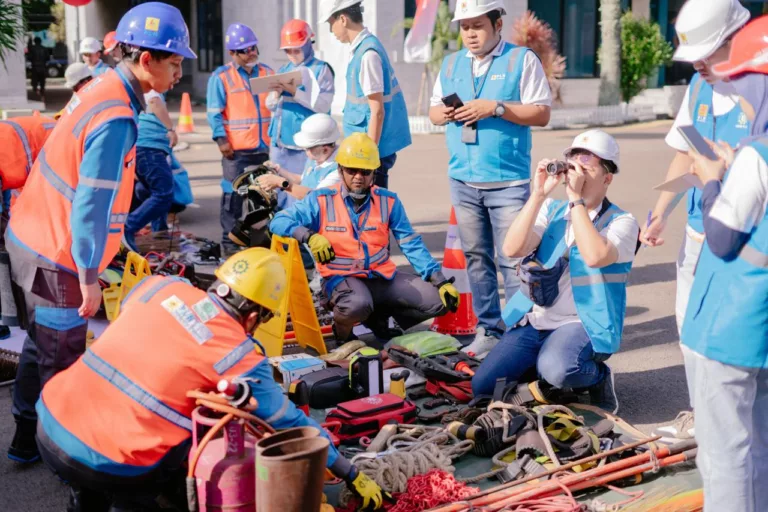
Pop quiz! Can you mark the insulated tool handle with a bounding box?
[217,379,251,408]
[454,361,475,376]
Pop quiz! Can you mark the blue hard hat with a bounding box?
[226,24,259,51]
[115,2,197,59]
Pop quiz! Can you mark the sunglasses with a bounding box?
[235,45,258,55]
[342,168,374,177]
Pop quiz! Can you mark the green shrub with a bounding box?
[620,11,674,101]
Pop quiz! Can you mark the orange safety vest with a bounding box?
[0,115,56,191]
[7,69,136,274]
[219,62,274,150]
[40,276,265,468]
[316,184,398,279]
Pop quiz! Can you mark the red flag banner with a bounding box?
[404,0,441,64]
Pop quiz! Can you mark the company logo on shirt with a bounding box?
[490,73,506,81]
[736,112,749,129]
[696,104,709,123]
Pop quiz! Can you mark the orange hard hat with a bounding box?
[103,31,118,53]
[713,15,768,78]
[280,19,313,50]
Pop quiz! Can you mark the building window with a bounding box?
[197,0,223,73]
[531,0,599,78]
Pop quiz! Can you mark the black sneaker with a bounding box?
[366,317,404,341]
[588,365,619,415]
[8,418,40,463]
[0,325,10,340]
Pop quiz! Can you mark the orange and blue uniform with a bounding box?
[270,183,446,339]
[36,276,343,477]
[207,62,275,245]
[0,115,56,211]
[6,63,143,429]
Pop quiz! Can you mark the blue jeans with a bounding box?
[472,322,610,396]
[449,178,529,337]
[692,355,768,512]
[125,148,174,237]
[375,154,398,189]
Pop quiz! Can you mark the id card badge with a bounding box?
[461,123,478,144]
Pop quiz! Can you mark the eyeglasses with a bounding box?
[235,45,258,55]
[341,168,375,177]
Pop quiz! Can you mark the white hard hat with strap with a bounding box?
[79,36,102,54]
[452,0,506,22]
[564,130,621,172]
[673,0,750,63]
[319,0,363,23]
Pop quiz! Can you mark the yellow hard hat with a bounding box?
[214,248,287,312]
[336,132,380,170]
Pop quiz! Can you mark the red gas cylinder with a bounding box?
[190,407,258,511]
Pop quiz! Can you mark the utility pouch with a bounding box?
[517,254,569,307]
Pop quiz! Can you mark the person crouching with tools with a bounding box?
[269,132,460,343]
[472,130,639,415]
[35,248,388,511]
[680,17,768,511]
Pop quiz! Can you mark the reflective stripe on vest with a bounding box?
[740,244,768,267]
[0,120,33,171]
[82,349,193,431]
[571,273,630,286]
[0,115,56,192]
[220,63,274,150]
[345,84,404,105]
[316,186,397,279]
[6,69,136,274]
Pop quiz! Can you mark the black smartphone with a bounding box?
[441,93,464,109]
[677,125,719,161]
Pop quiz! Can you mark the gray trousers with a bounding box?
[327,274,445,340]
[692,353,768,512]
[8,241,87,421]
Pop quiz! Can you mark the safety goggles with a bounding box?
[341,168,375,177]
[234,45,258,55]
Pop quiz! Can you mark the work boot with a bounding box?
[0,325,10,340]
[332,323,358,343]
[7,417,40,463]
[588,365,619,415]
[460,327,500,360]
[365,317,403,341]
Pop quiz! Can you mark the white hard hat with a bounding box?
[564,130,620,172]
[79,37,102,54]
[293,114,341,148]
[319,0,363,23]
[453,0,507,22]
[64,62,93,89]
[673,0,750,62]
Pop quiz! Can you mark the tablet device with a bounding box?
[677,125,719,160]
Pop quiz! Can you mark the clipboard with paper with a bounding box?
[249,70,302,94]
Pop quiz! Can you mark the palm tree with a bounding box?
[598,0,622,105]
[0,0,25,66]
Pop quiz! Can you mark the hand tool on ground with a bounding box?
[389,370,409,399]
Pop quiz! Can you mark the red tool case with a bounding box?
[326,393,417,443]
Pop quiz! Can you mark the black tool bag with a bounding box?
[299,366,358,409]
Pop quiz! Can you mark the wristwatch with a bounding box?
[493,101,505,118]
[569,199,586,209]
[280,180,290,190]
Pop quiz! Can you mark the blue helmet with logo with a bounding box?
[115,2,196,59]
[225,24,259,51]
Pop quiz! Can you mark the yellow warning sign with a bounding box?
[254,235,327,357]
[145,17,160,32]
[102,252,152,322]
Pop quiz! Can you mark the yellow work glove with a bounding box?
[307,233,336,264]
[346,469,390,510]
[437,277,460,313]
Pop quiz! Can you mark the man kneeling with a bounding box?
[269,133,459,342]
[472,130,639,413]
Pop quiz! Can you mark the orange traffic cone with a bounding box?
[431,207,478,336]
[176,92,195,134]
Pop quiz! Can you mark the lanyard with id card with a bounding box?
[464,64,492,144]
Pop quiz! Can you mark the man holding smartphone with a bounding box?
[640,0,751,443]
[428,0,551,358]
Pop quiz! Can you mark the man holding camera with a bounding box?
[471,131,639,414]
[428,0,551,358]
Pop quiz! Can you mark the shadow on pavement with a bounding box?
[628,262,676,287]
[622,315,679,351]
[615,363,689,429]
[625,306,650,318]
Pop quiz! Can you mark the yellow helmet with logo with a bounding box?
[336,132,380,170]
[214,248,287,312]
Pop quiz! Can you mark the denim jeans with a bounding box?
[374,154,398,189]
[693,355,768,512]
[125,148,174,237]
[471,322,610,396]
[449,178,529,337]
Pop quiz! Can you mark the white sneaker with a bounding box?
[653,411,695,444]
[461,327,500,360]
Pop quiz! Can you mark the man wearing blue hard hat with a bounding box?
[6,1,195,467]
[207,24,275,253]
